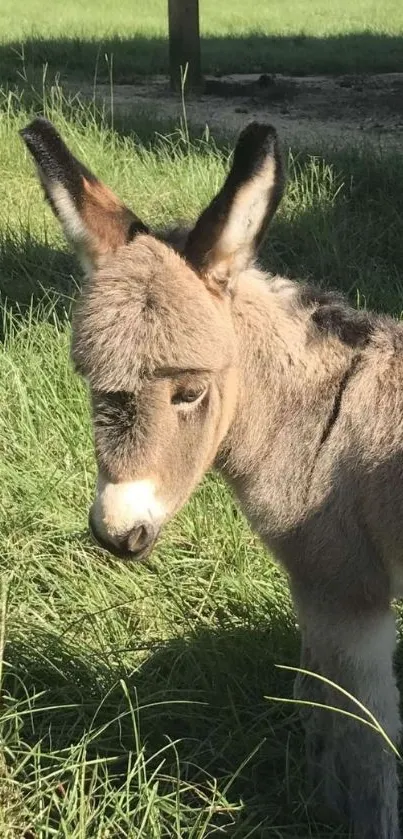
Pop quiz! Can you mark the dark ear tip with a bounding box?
[19,117,87,195]
[231,122,282,181]
[20,116,48,135]
[19,117,61,151]
[239,121,278,139]
[234,121,280,161]
[237,121,279,151]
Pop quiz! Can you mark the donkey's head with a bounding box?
[21,118,284,559]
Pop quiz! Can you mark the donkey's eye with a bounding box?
[172,387,207,406]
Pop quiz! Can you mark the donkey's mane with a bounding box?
[298,284,375,348]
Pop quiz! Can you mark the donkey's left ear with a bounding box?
[20,118,149,273]
[184,122,285,290]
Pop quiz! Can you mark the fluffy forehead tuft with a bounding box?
[71,235,234,390]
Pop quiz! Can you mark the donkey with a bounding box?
[21,116,402,837]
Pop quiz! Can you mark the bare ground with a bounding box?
[69,72,403,148]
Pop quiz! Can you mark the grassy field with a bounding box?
[0,0,403,85]
[1,83,403,836]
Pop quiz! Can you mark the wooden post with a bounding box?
[168,0,202,91]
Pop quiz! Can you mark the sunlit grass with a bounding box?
[0,0,402,82]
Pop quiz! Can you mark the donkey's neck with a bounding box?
[219,271,302,464]
[217,269,355,536]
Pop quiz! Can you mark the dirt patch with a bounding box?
[68,73,403,148]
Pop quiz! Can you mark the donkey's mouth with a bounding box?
[88,519,157,562]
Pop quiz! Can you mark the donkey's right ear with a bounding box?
[20,118,149,273]
[184,122,285,290]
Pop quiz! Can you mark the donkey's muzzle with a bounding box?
[89,513,157,561]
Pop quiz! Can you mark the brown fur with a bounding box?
[21,117,402,838]
[81,178,140,253]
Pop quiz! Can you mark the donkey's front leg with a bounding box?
[296,604,401,838]
[293,630,345,815]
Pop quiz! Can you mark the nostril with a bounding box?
[127,524,147,553]
[88,510,157,559]
[126,522,155,555]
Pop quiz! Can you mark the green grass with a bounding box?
[0,0,403,85]
[2,90,403,836]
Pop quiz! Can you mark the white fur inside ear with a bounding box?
[41,178,94,274]
[216,155,276,273]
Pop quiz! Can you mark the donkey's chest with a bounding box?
[231,456,324,542]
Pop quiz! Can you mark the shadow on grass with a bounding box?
[0,234,75,310]
[1,32,403,85]
[4,620,317,836]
